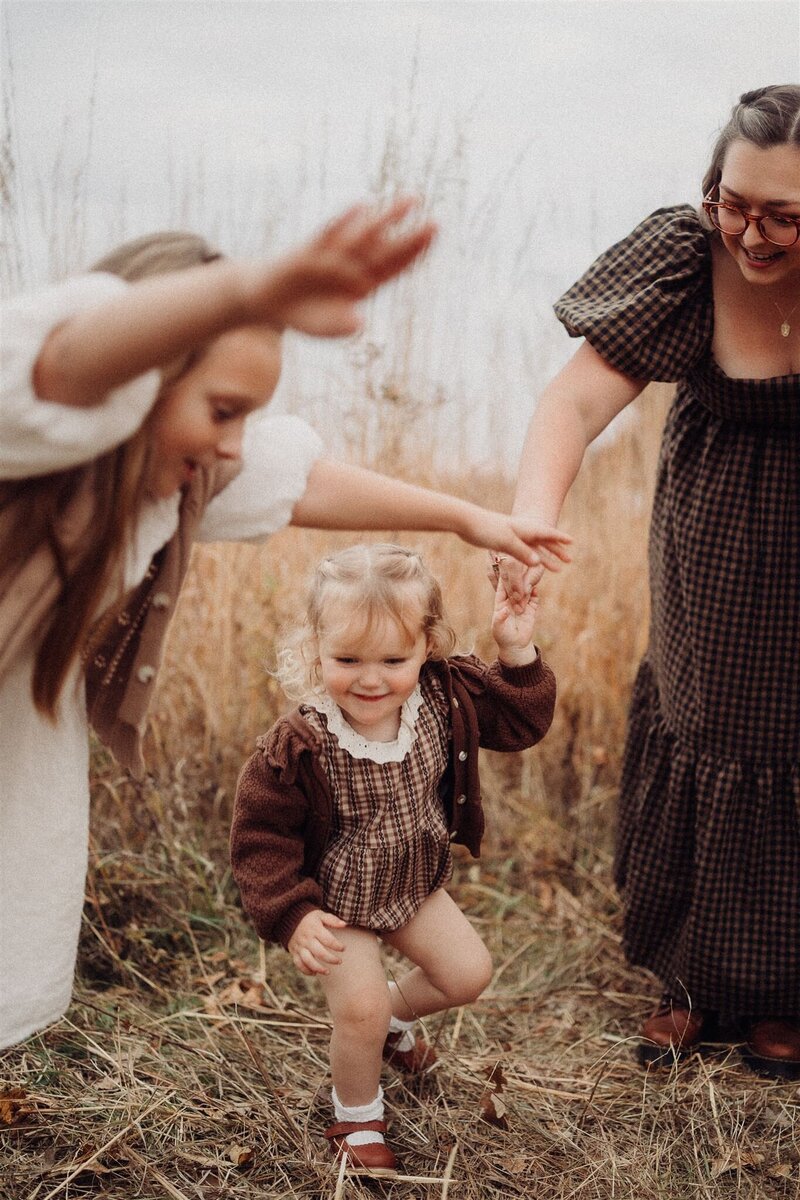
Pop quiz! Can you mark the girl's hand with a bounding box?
[492,576,539,663]
[462,507,572,574]
[245,198,436,338]
[288,909,348,976]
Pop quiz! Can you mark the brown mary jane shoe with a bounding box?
[637,997,707,1066]
[324,1120,398,1176]
[741,1019,800,1081]
[382,1029,437,1073]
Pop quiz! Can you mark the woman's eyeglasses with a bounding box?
[703,190,800,247]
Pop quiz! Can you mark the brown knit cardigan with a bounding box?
[231,652,557,948]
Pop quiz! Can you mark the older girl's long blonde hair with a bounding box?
[0,232,221,717]
[276,543,459,700]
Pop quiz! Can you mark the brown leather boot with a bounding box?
[742,1019,800,1081]
[638,996,706,1065]
[324,1119,398,1176]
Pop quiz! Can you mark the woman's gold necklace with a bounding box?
[772,297,799,338]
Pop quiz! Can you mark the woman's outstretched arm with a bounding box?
[512,341,646,525]
[497,342,646,600]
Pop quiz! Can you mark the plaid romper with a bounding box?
[555,206,800,1020]
[301,668,453,931]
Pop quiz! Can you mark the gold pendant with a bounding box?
[781,321,791,338]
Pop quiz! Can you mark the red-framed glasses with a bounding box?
[702,189,800,247]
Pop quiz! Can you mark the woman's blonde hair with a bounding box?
[1,231,222,717]
[276,543,458,699]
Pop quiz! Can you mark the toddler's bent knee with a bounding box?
[446,948,493,1007]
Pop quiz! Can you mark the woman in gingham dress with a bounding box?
[231,544,556,1174]
[503,85,800,1077]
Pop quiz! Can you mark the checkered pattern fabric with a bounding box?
[308,671,453,931]
[557,206,800,1020]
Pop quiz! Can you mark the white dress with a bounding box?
[0,273,323,1047]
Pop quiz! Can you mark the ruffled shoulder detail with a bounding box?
[306,687,425,762]
[554,206,713,381]
[255,711,320,784]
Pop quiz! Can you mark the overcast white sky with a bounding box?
[3,1,799,461]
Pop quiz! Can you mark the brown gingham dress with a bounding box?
[301,670,453,931]
[555,206,800,1021]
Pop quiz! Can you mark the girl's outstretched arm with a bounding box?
[290,458,572,571]
[33,199,436,408]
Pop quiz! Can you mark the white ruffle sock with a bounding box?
[387,982,417,1051]
[331,1086,385,1147]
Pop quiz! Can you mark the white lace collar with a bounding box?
[307,686,425,763]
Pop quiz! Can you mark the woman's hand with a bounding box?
[491,575,539,664]
[288,909,348,976]
[246,198,437,338]
[488,555,546,612]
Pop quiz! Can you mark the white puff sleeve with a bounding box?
[0,273,161,479]
[196,414,324,543]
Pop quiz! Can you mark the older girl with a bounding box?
[0,202,570,1050]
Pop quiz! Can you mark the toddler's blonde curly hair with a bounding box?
[276,543,458,700]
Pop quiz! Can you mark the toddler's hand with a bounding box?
[288,909,348,976]
[492,576,539,662]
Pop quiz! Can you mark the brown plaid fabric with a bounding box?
[305,671,452,931]
[557,206,800,1021]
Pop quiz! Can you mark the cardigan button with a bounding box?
[151,591,171,610]
[452,697,459,708]
[136,664,156,684]
[449,829,458,840]
[458,750,467,762]
[456,794,467,805]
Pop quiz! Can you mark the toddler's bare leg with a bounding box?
[382,889,492,1021]
[319,926,392,1106]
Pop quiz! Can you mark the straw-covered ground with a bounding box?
[2,392,799,1199]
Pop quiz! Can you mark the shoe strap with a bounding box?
[325,1120,387,1140]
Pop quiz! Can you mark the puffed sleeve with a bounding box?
[196,413,324,542]
[0,273,161,479]
[553,206,713,381]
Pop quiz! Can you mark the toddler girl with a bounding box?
[0,200,571,1050]
[231,542,556,1175]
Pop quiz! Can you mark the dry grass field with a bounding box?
[3,387,799,1199]
[1,64,798,1191]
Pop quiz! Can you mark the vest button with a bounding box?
[136,664,156,684]
[151,592,171,610]
[458,750,467,761]
[456,794,467,805]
